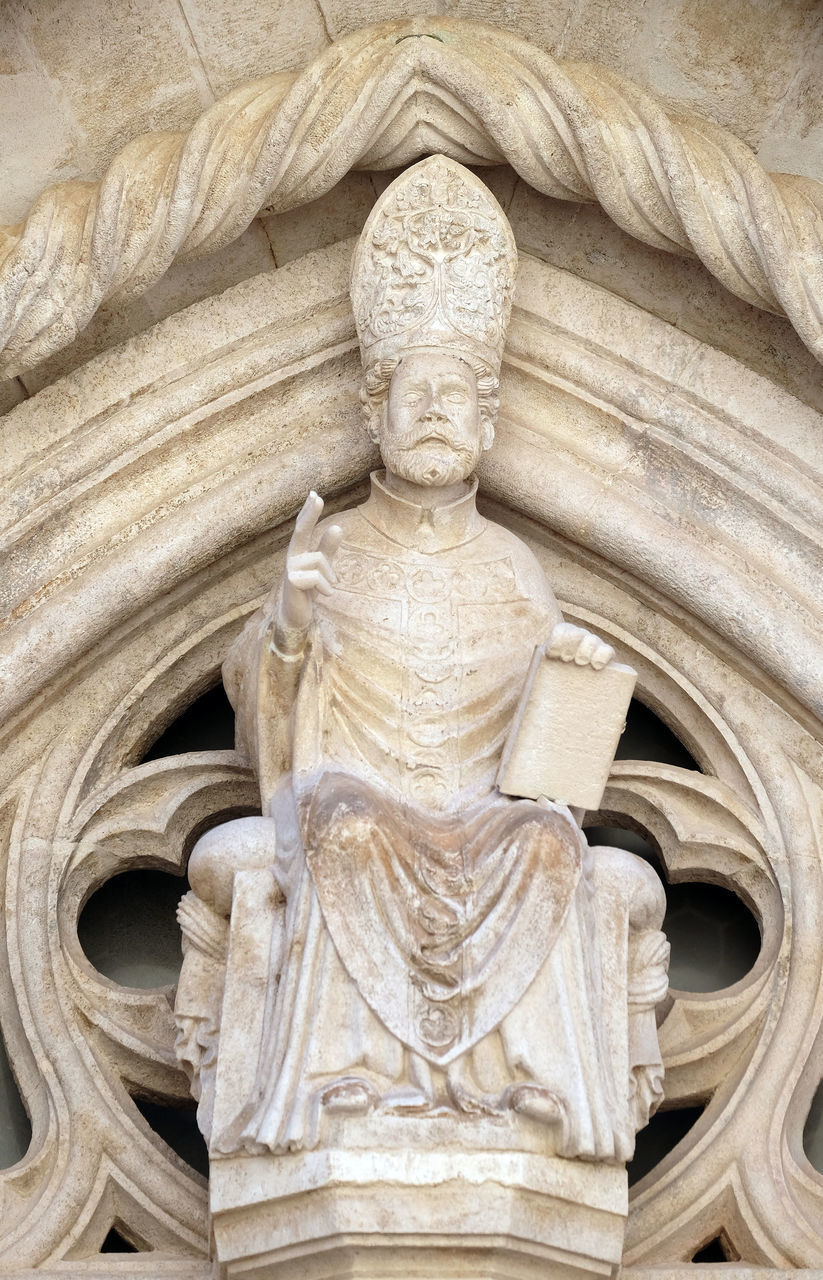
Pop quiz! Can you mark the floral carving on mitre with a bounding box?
[351,155,518,373]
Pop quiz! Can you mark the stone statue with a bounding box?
[173,155,669,1275]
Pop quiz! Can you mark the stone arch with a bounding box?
[1,16,822,381]
[1,233,822,1269]
[3,240,821,728]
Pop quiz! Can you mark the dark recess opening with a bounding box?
[135,1096,209,1178]
[586,700,759,990]
[615,699,700,771]
[803,1076,823,1173]
[79,869,185,988]
[0,1024,31,1169]
[692,1237,729,1262]
[628,1103,704,1186]
[585,825,760,992]
[142,684,235,761]
[100,1226,139,1253]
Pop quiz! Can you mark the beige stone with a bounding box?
[561,0,823,162]
[6,0,214,212]
[1,0,819,237]
[0,12,822,1276]
[2,15,822,384]
[498,654,637,810]
[504,183,823,417]
[210,1144,628,1278]
[178,0,329,99]
[170,157,668,1278]
[260,172,378,267]
[0,218,819,1266]
[18,223,277,396]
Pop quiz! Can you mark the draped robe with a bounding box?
[206,473,667,1159]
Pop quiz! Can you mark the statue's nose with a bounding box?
[422,389,446,417]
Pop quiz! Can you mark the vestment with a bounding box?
[213,474,667,1159]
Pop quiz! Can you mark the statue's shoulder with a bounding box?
[479,518,555,605]
[316,505,362,542]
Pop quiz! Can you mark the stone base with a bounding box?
[210,1150,627,1279]
[215,1244,613,1280]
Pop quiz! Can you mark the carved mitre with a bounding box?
[350,154,518,374]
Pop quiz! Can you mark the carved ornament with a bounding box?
[1,17,822,380]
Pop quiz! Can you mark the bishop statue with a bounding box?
[174,156,669,1176]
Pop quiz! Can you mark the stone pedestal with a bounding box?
[210,1148,627,1279]
[204,865,634,1280]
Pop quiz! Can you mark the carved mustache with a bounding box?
[391,414,475,459]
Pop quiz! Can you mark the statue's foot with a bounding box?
[381,1084,432,1113]
[504,1083,566,1126]
[447,1079,500,1117]
[319,1077,379,1115]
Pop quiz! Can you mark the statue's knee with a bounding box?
[188,816,276,917]
[589,844,666,930]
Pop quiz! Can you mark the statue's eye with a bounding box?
[401,391,421,405]
[446,391,468,403]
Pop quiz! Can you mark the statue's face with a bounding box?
[380,351,483,487]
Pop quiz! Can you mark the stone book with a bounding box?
[497,646,637,810]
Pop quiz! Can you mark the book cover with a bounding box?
[497,646,637,811]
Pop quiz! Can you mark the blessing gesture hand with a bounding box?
[277,491,343,636]
[546,622,614,671]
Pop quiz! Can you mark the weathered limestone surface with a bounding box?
[0,212,819,1268]
[170,156,668,1278]
[0,0,819,231]
[0,7,822,1278]
[2,16,822,390]
[11,169,823,426]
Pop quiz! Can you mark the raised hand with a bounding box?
[546,622,614,671]
[277,491,343,639]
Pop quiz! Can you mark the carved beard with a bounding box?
[382,415,481,486]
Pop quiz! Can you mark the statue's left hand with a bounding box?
[546,622,614,671]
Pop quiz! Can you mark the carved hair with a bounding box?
[360,353,500,446]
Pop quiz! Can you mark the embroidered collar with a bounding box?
[359,471,486,554]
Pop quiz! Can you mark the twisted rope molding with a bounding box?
[1,15,822,380]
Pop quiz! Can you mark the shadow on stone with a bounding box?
[0,1024,30,1169]
[142,684,235,760]
[134,1096,209,1178]
[692,1235,731,1262]
[100,1225,140,1253]
[803,1076,823,1173]
[78,869,185,988]
[615,699,700,771]
[628,1103,704,1186]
